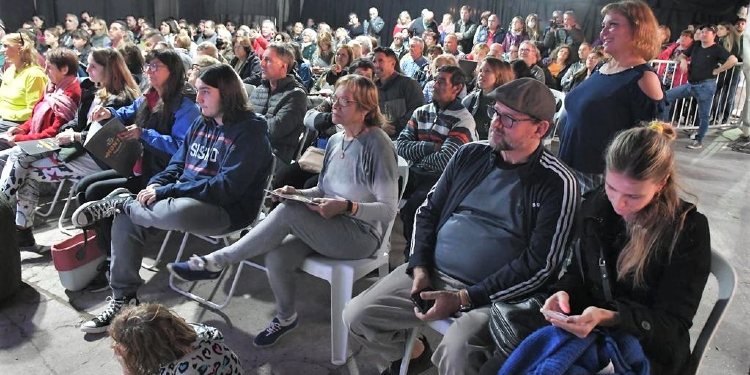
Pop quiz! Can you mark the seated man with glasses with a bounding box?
[344,78,579,375]
[396,65,477,262]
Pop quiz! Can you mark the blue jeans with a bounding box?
[662,80,717,142]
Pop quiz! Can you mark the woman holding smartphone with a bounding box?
[541,122,711,374]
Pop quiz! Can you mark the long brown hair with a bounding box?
[605,121,686,286]
[109,304,197,375]
[480,57,514,88]
[89,48,140,102]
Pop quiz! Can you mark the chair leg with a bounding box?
[57,182,79,236]
[142,230,173,271]
[329,265,355,366]
[169,233,267,310]
[36,180,66,217]
[400,326,422,375]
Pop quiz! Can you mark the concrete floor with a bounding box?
[1,129,749,375]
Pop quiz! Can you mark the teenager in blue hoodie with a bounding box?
[74,64,273,333]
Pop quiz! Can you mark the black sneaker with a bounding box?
[737,135,750,143]
[253,316,298,347]
[80,295,138,333]
[85,260,111,292]
[72,188,132,228]
[382,336,433,375]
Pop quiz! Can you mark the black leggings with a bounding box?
[75,170,146,205]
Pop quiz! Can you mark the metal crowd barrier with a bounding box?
[650,59,746,130]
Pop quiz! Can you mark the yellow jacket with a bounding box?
[0,64,47,122]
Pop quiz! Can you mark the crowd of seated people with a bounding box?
[0,0,741,373]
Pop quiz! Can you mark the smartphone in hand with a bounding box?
[540,308,569,321]
[411,287,436,314]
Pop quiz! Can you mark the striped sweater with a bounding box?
[396,98,477,174]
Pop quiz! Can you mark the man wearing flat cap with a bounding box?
[344,78,579,375]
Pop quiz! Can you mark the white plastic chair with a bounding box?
[682,248,737,375]
[400,318,454,375]
[300,219,396,365]
[296,159,409,365]
[545,89,565,148]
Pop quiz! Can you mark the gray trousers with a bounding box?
[210,201,380,319]
[110,197,231,299]
[343,263,493,375]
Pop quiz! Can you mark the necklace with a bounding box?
[340,128,365,159]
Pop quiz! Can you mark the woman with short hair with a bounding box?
[230,36,262,86]
[558,0,664,194]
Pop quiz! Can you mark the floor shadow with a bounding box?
[0,283,41,349]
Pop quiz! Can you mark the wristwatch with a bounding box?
[458,289,473,312]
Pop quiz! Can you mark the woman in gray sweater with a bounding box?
[168,74,398,348]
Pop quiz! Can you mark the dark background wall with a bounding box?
[0,0,745,46]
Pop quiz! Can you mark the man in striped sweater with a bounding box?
[396,65,477,261]
[345,78,578,374]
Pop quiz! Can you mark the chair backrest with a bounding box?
[252,156,277,225]
[295,127,314,160]
[681,248,737,375]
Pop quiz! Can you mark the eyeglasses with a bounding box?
[332,96,356,107]
[487,106,538,128]
[144,62,166,72]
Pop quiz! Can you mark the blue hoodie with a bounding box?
[149,112,273,230]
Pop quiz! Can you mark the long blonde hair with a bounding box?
[1,33,41,68]
[109,304,197,375]
[718,22,739,54]
[605,122,686,286]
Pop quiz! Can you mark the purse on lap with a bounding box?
[489,293,550,359]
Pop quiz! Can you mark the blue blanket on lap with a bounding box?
[499,326,650,375]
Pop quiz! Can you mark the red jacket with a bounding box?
[14,78,81,141]
[657,42,690,88]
